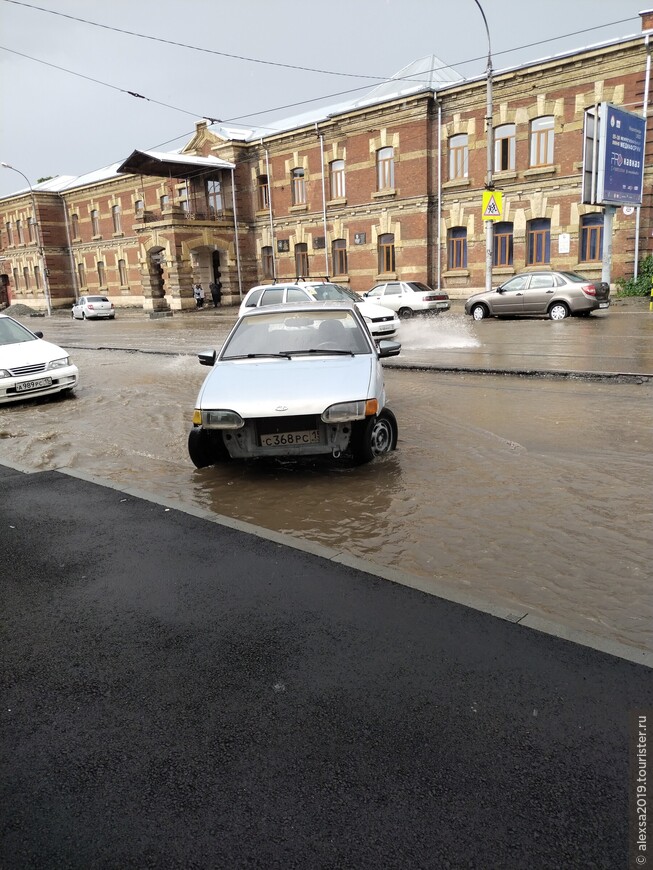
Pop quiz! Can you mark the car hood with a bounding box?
[356,300,397,319]
[198,354,375,416]
[0,338,69,367]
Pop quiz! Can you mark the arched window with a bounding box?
[527,218,551,265]
[71,213,79,239]
[329,160,346,199]
[112,204,121,233]
[447,227,467,269]
[493,222,514,266]
[378,233,395,274]
[118,259,128,286]
[97,261,106,287]
[90,208,100,236]
[261,245,274,278]
[494,125,516,172]
[332,239,348,276]
[530,116,554,167]
[580,213,603,262]
[377,147,394,190]
[291,168,306,205]
[295,242,309,277]
[78,262,86,288]
[449,134,468,179]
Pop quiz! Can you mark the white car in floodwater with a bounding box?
[189,302,400,466]
[0,313,78,404]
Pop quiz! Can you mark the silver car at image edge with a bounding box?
[189,302,400,466]
[0,313,79,404]
[464,270,611,321]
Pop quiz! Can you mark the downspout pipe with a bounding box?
[634,31,651,279]
[230,168,243,298]
[59,192,78,300]
[263,142,276,279]
[437,98,442,291]
[316,123,329,276]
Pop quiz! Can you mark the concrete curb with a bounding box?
[3,457,650,669]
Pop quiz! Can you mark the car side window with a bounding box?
[245,288,264,308]
[500,275,529,292]
[260,288,284,306]
[286,288,311,303]
[367,285,385,298]
[554,275,566,287]
[529,274,555,289]
[384,283,402,296]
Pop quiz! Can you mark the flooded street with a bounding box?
[1,307,652,653]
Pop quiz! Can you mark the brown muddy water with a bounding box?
[1,325,651,654]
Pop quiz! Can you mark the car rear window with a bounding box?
[87,296,109,302]
[407,282,432,293]
[558,272,589,283]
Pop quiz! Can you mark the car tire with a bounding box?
[81,312,86,320]
[549,302,569,321]
[188,427,230,468]
[398,307,413,319]
[351,408,398,464]
[471,304,488,321]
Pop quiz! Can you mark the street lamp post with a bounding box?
[473,0,494,293]
[1,162,52,316]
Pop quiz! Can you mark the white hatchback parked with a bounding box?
[239,282,400,339]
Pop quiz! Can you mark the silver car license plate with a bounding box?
[599,302,610,309]
[260,430,319,447]
[16,377,53,392]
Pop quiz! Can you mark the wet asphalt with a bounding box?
[2,462,652,869]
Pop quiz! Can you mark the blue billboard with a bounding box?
[597,103,646,205]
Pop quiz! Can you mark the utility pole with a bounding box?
[473,0,494,293]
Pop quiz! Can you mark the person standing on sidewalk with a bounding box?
[209,280,222,308]
[193,283,205,309]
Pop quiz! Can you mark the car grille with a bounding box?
[255,415,321,436]
[370,315,395,323]
[10,363,48,376]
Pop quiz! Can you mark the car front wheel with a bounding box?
[549,302,569,321]
[351,409,398,464]
[188,427,230,468]
[471,304,488,321]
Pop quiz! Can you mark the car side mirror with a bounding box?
[377,340,401,358]
[198,349,216,367]
[34,331,44,338]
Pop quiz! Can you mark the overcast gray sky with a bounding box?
[0,0,649,197]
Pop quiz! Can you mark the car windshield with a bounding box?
[221,310,371,359]
[0,317,38,346]
[310,283,360,303]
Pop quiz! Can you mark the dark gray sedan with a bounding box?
[464,271,610,321]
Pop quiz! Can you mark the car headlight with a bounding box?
[363,316,372,324]
[0,369,11,378]
[201,409,244,429]
[46,357,70,371]
[322,399,378,423]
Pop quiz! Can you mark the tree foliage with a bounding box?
[616,255,653,297]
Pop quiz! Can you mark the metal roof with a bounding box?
[117,149,234,178]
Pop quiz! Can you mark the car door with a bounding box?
[378,282,402,313]
[492,275,529,314]
[366,284,386,303]
[522,273,556,314]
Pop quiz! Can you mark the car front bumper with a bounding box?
[0,365,79,404]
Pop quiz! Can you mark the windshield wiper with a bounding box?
[299,348,356,357]
[224,352,292,360]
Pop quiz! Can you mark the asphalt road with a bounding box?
[2,463,651,869]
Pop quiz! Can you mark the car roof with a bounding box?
[240,300,357,318]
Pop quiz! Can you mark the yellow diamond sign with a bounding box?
[482,190,503,221]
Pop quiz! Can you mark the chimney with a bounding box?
[641,9,653,32]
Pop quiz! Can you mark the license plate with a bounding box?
[435,302,449,308]
[260,430,320,447]
[15,377,52,393]
[599,302,610,309]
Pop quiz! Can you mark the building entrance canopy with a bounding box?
[117,149,234,180]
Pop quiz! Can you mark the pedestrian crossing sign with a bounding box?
[482,190,503,221]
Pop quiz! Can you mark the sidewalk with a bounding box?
[1,461,651,868]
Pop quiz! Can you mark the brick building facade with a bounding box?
[1,21,651,313]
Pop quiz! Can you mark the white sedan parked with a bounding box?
[71,295,115,320]
[364,281,451,318]
[0,313,78,404]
